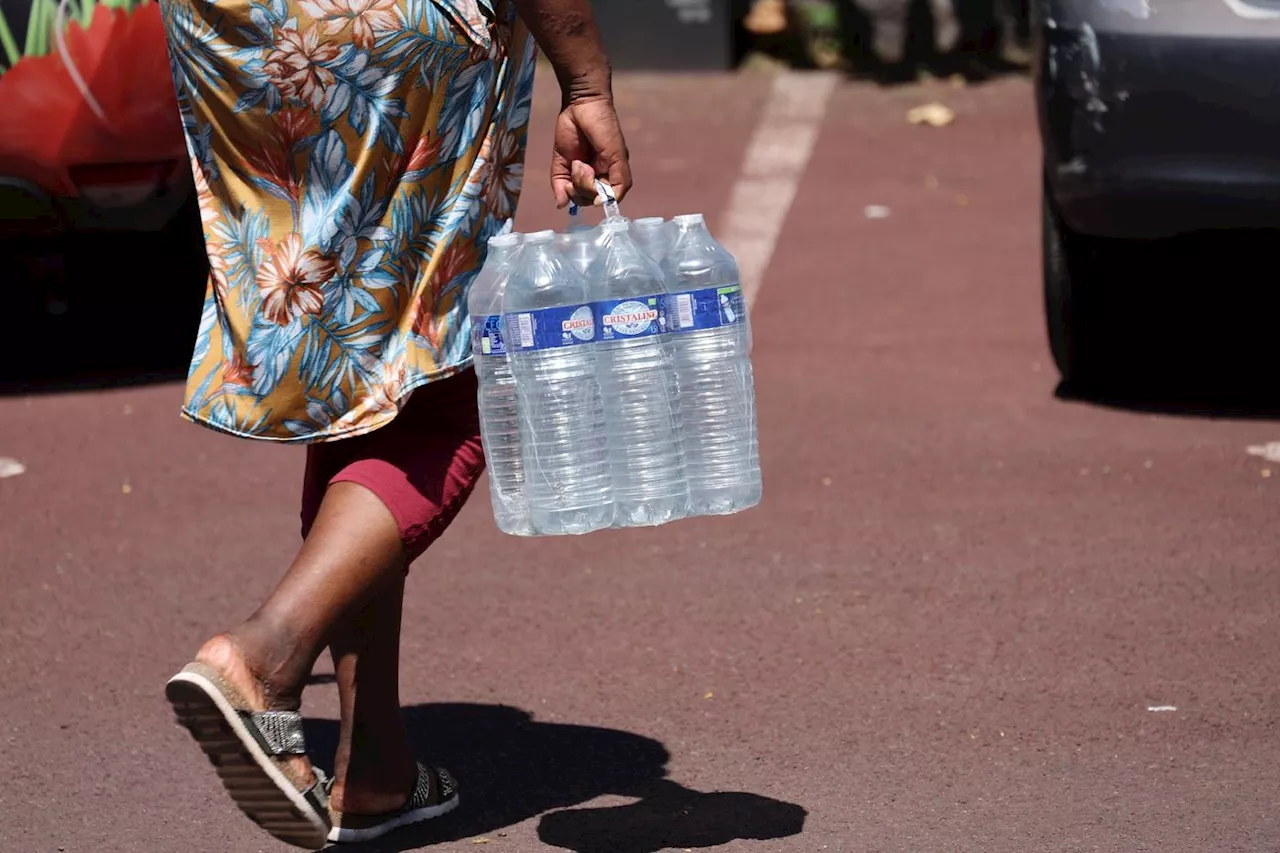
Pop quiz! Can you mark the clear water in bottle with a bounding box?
[632,217,677,265]
[661,213,762,515]
[587,219,689,527]
[468,231,531,535]
[503,230,613,534]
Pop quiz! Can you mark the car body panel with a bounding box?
[1034,0,1280,237]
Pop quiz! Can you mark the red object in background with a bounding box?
[0,3,186,199]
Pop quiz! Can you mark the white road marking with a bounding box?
[0,458,26,479]
[720,71,838,307]
[1246,442,1280,463]
[1147,705,1177,712]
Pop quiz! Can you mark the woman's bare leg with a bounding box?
[194,482,408,783]
[326,575,418,814]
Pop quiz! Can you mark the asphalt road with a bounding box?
[3,70,1280,853]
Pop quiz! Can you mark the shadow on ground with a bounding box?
[0,201,208,395]
[1052,229,1280,420]
[304,703,807,853]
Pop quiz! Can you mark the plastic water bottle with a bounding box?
[557,223,602,276]
[632,217,677,265]
[662,213,761,515]
[503,230,613,534]
[469,232,531,535]
[587,219,689,527]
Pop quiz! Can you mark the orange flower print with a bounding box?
[412,240,476,347]
[246,141,301,201]
[482,128,522,220]
[407,132,443,173]
[274,108,320,151]
[256,233,336,325]
[208,248,232,303]
[430,240,477,298]
[385,132,442,181]
[221,352,255,389]
[464,133,492,201]
[368,359,407,413]
[192,157,221,227]
[331,357,407,432]
[263,26,340,110]
[299,0,398,49]
[412,291,453,354]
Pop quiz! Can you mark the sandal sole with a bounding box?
[327,794,460,844]
[166,670,330,850]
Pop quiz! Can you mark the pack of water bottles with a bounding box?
[468,188,761,537]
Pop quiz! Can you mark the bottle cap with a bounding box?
[602,220,630,234]
[525,230,555,244]
[673,213,705,227]
[634,217,664,228]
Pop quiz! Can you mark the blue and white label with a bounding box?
[595,295,665,341]
[473,314,507,357]
[667,284,746,333]
[504,304,596,351]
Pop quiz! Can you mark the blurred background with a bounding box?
[6,2,1280,851]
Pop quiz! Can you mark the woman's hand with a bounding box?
[551,95,632,209]
[511,0,631,208]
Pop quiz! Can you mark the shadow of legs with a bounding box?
[304,704,807,852]
[537,778,808,853]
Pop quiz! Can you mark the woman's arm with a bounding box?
[512,0,632,207]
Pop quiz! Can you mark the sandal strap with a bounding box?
[434,766,457,804]
[243,709,308,756]
[407,763,456,809]
[301,765,330,813]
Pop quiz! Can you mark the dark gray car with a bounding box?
[1034,0,1280,381]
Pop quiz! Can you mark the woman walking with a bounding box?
[159,0,630,846]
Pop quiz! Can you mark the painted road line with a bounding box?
[720,71,838,307]
[1246,442,1280,462]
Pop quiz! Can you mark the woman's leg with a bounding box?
[193,481,408,781]
[326,574,419,815]
[192,371,485,797]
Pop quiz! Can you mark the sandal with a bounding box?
[327,761,459,843]
[165,662,331,849]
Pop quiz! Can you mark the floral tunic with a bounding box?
[162,0,535,441]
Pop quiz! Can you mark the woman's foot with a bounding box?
[193,632,315,788]
[327,763,460,844]
[327,756,418,816]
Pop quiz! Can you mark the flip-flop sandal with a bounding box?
[165,662,331,849]
[327,761,459,843]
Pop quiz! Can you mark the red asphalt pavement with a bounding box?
[3,71,1280,852]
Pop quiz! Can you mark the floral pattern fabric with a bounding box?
[162,0,535,441]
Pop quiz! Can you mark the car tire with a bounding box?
[1043,177,1106,386]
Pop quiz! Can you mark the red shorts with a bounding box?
[301,370,486,563]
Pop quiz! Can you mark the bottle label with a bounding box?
[504,305,597,351]
[667,284,745,333]
[473,314,507,357]
[594,295,666,341]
